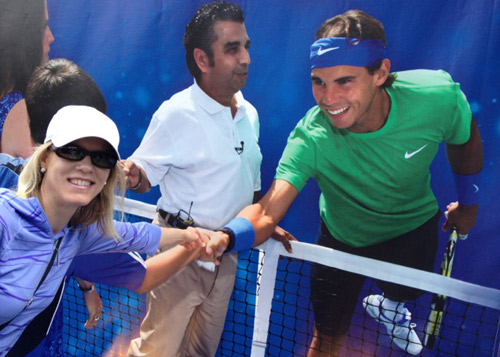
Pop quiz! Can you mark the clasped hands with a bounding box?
[179,227,230,264]
[180,225,295,263]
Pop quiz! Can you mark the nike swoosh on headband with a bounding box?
[317,46,340,55]
[310,37,387,69]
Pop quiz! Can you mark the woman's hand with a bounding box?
[177,226,207,250]
[75,279,103,329]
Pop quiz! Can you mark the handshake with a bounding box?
[168,226,231,264]
[171,223,295,262]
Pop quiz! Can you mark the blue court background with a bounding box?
[46,0,499,294]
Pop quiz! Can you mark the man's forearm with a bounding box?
[237,203,279,247]
[446,117,483,174]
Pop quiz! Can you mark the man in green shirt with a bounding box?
[207,9,483,356]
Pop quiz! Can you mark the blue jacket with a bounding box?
[0,154,148,291]
[0,188,160,354]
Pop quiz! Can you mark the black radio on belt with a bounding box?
[158,202,194,229]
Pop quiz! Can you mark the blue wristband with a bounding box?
[222,217,255,253]
[453,171,481,205]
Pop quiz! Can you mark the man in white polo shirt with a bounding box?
[124,2,292,356]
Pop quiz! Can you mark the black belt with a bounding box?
[158,209,192,229]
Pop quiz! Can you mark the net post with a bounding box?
[251,239,281,356]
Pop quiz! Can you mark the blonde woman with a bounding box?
[0,105,207,354]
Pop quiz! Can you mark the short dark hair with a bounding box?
[25,58,107,144]
[183,1,244,82]
[315,10,396,88]
[0,0,46,95]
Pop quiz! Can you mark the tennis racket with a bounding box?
[423,228,459,349]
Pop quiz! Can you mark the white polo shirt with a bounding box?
[129,82,262,229]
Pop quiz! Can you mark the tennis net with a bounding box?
[59,198,500,356]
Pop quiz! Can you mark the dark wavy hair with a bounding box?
[315,10,396,88]
[26,58,107,145]
[183,1,244,83]
[0,0,45,96]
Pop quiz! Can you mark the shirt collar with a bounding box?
[192,80,248,118]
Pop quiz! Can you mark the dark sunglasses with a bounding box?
[51,144,118,169]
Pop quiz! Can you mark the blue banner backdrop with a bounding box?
[47,0,499,290]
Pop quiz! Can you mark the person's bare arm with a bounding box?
[157,226,206,250]
[242,179,299,245]
[135,245,205,294]
[75,278,103,329]
[443,116,483,234]
[205,179,299,256]
[1,100,34,158]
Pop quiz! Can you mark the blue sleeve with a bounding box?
[0,168,19,190]
[0,154,25,190]
[68,252,147,291]
[78,221,162,257]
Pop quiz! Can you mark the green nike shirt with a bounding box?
[276,69,472,247]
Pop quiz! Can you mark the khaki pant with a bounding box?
[128,213,238,357]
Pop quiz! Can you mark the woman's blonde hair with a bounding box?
[17,141,126,239]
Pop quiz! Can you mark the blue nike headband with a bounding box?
[310,37,387,69]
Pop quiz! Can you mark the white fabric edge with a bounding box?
[251,240,276,357]
[114,196,157,220]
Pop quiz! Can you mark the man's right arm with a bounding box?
[239,179,299,246]
[206,179,299,256]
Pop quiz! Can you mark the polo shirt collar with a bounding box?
[192,80,247,118]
